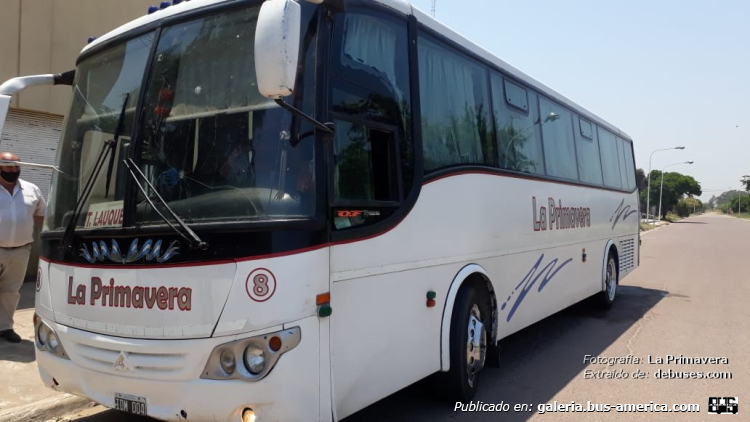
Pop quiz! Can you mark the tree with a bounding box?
[717,190,744,211]
[707,195,717,210]
[683,197,703,215]
[635,168,647,192]
[741,176,750,192]
[643,170,702,218]
[728,195,750,214]
[636,168,647,212]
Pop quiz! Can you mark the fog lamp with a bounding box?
[242,408,257,422]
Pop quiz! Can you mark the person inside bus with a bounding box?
[285,144,315,216]
[219,137,255,187]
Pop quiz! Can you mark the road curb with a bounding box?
[0,393,96,422]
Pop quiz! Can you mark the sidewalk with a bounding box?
[0,283,95,422]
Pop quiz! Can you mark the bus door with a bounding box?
[324,6,416,419]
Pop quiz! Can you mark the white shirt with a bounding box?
[0,178,47,248]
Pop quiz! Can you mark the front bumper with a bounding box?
[36,316,321,421]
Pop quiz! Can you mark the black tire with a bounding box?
[485,342,502,368]
[436,283,491,402]
[599,253,618,309]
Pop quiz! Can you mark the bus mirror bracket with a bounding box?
[0,70,75,138]
[255,0,302,99]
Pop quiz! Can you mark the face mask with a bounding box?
[0,170,20,183]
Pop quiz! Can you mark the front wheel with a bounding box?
[599,253,618,309]
[437,284,490,401]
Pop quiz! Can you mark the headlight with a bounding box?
[47,332,60,352]
[201,327,300,381]
[38,324,50,346]
[34,315,69,360]
[219,349,236,374]
[243,345,266,374]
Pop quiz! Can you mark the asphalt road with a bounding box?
[64,213,748,421]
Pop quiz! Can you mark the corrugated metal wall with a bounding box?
[1,108,63,281]
[0,108,62,198]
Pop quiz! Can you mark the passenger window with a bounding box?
[575,116,603,185]
[621,139,636,190]
[598,127,622,188]
[539,97,578,180]
[616,137,633,189]
[490,72,544,174]
[418,34,493,171]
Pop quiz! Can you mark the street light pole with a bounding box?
[646,146,685,223]
[658,160,694,222]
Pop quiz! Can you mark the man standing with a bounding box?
[0,152,46,343]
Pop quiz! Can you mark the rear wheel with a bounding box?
[599,253,618,309]
[437,284,491,401]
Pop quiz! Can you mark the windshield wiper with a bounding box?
[104,92,129,198]
[59,95,131,251]
[123,158,208,250]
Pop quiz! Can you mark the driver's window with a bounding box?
[333,119,397,202]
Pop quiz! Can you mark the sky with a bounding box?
[408,0,749,200]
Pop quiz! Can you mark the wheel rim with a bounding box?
[466,304,487,387]
[606,259,617,301]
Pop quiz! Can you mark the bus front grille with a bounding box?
[70,341,189,379]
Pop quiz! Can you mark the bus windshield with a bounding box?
[46,5,317,231]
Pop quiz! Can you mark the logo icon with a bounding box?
[35,268,42,292]
[80,238,179,264]
[708,397,738,414]
[113,352,135,372]
[245,268,277,302]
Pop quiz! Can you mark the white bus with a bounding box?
[0,0,639,420]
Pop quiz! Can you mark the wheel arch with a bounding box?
[439,264,497,371]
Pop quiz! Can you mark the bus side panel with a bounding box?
[486,239,606,341]
[330,265,448,420]
[329,174,638,418]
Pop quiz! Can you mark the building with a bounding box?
[0,0,154,278]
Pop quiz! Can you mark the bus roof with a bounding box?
[82,0,631,141]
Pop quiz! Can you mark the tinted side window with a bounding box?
[615,137,629,188]
[418,34,493,171]
[490,72,544,174]
[575,117,603,185]
[333,120,397,201]
[539,97,577,180]
[330,11,413,200]
[619,137,636,190]
[598,127,622,188]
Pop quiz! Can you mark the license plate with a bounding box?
[114,393,147,416]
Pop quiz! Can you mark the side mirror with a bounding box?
[254,0,301,99]
[0,95,9,139]
[0,70,74,138]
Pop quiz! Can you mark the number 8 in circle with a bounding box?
[246,268,277,302]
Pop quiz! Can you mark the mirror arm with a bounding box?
[53,70,76,86]
[274,98,334,134]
